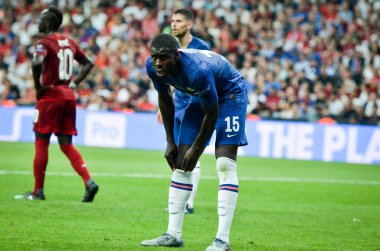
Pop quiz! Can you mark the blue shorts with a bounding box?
[178,93,248,147]
[173,108,185,145]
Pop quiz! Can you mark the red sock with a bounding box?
[33,138,49,195]
[60,143,91,186]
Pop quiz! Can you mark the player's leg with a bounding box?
[57,135,90,184]
[142,102,206,247]
[166,144,193,237]
[58,100,98,202]
[141,144,191,247]
[30,101,60,200]
[57,134,98,202]
[165,99,209,236]
[214,145,239,244]
[175,100,202,213]
[168,150,193,236]
[180,98,208,213]
[207,93,248,250]
[186,160,201,213]
[32,132,51,199]
[15,101,57,200]
[15,131,51,200]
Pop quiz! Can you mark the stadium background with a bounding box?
[0,0,379,165]
[0,0,379,125]
[0,1,380,250]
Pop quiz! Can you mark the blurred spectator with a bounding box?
[363,92,380,125]
[0,0,378,126]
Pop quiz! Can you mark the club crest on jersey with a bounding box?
[58,39,69,47]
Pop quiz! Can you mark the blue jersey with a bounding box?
[174,36,210,110]
[146,49,246,109]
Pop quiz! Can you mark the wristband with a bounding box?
[69,82,77,89]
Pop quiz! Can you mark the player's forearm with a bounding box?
[31,63,43,90]
[193,103,219,150]
[73,61,94,85]
[161,113,175,144]
[159,93,176,144]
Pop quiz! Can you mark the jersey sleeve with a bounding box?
[192,70,218,107]
[197,42,210,50]
[34,40,48,58]
[146,58,166,92]
[199,43,211,51]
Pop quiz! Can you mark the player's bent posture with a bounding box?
[157,8,210,214]
[15,6,98,202]
[141,34,248,251]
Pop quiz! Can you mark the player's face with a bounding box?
[171,14,192,38]
[151,48,178,77]
[38,15,49,33]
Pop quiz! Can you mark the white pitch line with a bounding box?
[1,170,380,186]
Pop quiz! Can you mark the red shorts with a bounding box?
[33,100,78,135]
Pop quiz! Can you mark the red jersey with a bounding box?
[34,33,86,101]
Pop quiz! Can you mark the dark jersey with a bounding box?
[34,33,86,101]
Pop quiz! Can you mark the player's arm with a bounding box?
[194,102,218,149]
[183,101,218,171]
[70,56,94,88]
[183,80,219,171]
[31,52,51,99]
[158,86,177,170]
[157,86,174,124]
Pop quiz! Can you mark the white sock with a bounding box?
[187,161,201,209]
[215,157,238,244]
[167,169,193,239]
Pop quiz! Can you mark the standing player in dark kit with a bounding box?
[15,6,98,202]
[141,34,248,251]
[158,8,210,214]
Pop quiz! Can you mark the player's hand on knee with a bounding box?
[183,146,202,172]
[165,143,178,171]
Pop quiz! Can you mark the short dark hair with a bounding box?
[48,6,63,27]
[151,34,179,51]
[173,8,194,22]
[41,6,63,31]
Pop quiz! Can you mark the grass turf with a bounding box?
[0,141,379,250]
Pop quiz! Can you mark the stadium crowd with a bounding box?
[0,0,379,125]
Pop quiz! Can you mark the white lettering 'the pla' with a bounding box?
[256,122,314,160]
[364,129,380,164]
[323,126,346,161]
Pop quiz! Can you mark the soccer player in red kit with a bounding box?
[15,6,99,202]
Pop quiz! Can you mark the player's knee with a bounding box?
[216,157,237,181]
[59,143,73,153]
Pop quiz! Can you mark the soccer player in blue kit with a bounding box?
[141,34,248,251]
[160,8,210,214]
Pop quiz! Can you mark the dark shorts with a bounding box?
[33,100,77,135]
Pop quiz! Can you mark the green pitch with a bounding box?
[0,141,379,251]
